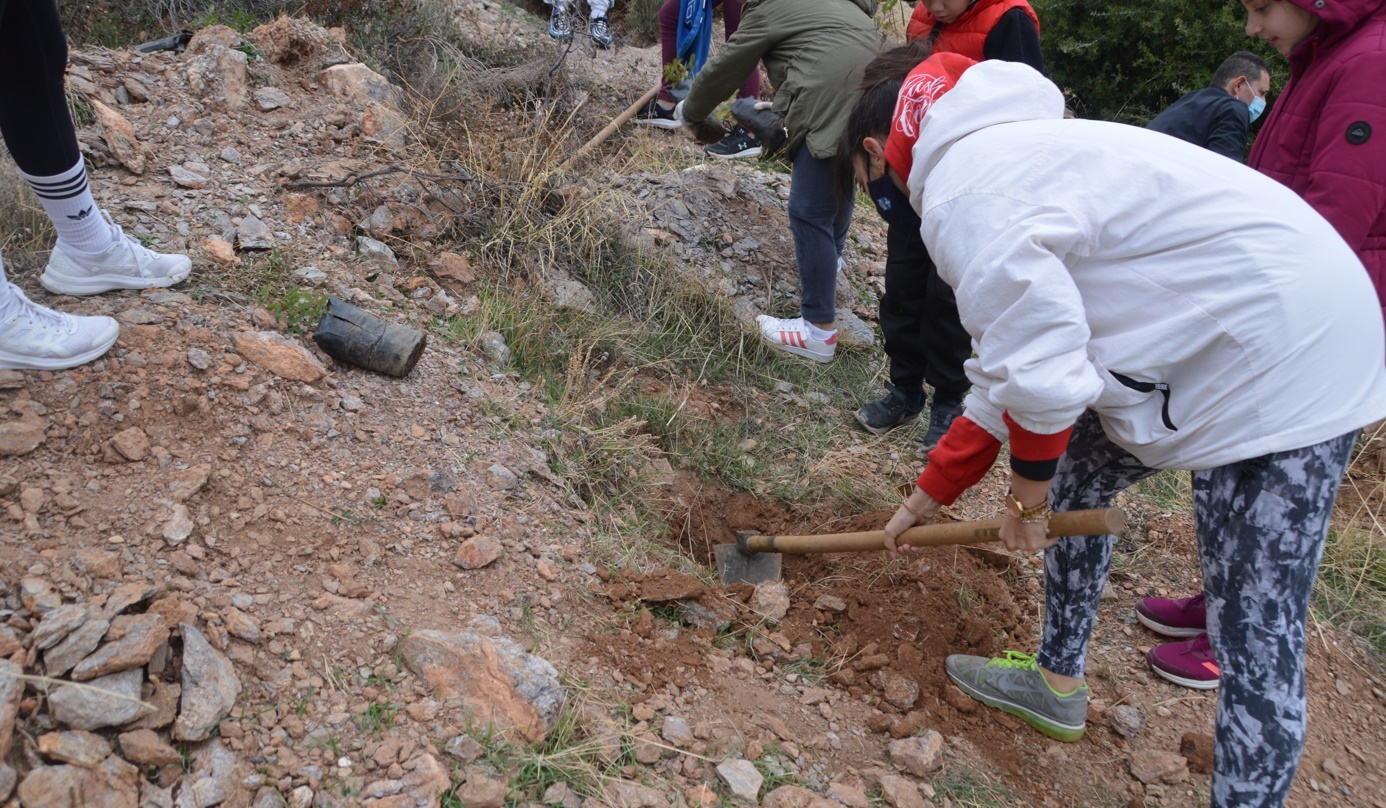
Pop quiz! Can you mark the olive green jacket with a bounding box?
[683,0,881,160]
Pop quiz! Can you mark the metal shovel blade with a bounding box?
[714,533,782,585]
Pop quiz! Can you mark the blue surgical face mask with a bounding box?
[868,174,921,230]
[1248,94,1266,122]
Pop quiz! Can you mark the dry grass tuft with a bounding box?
[0,158,56,276]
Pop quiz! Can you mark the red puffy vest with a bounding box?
[906,0,1041,60]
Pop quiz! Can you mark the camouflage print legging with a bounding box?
[1034,411,1356,808]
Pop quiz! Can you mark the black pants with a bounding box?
[880,219,971,402]
[0,0,81,176]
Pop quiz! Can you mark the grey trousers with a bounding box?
[787,146,852,325]
[1035,411,1355,807]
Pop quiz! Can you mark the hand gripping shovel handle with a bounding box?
[739,507,1124,555]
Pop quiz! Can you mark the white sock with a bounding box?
[806,321,837,341]
[20,160,118,255]
[589,0,610,17]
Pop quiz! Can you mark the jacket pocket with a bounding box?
[1089,360,1177,447]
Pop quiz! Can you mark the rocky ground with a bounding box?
[0,5,1384,808]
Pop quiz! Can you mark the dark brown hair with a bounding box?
[836,40,933,199]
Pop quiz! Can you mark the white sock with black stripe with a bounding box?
[19,159,117,255]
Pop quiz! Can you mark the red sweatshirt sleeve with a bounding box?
[916,416,1002,504]
[917,412,1075,504]
[1003,412,1072,461]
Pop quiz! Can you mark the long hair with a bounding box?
[836,41,933,199]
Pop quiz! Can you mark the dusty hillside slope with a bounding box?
[0,5,1383,808]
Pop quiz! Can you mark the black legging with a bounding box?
[0,0,81,176]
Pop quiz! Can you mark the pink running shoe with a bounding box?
[1135,591,1207,638]
[1148,633,1220,690]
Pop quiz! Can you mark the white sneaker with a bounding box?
[755,315,837,363]
[0,283,119,370]
[41,214,191,296]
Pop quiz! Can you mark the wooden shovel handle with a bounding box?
[574,83,661,159]
[742,507,1124,555]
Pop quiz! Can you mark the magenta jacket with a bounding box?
[1248,0,1386,322]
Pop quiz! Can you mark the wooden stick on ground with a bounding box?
[572,84,661,160]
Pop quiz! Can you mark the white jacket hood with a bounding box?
[902,62,1386,470]
[907,60,1065,214]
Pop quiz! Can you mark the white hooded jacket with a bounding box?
[907,60,1386,470]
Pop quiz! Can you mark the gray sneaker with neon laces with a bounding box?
[945,651,1089,742]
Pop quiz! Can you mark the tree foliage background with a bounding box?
[1030,0,1284,124]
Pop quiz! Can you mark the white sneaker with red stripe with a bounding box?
[755,315,836,363]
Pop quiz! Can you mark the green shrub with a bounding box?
[1032,0,1282,124]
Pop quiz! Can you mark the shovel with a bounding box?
[714,507,1125,584]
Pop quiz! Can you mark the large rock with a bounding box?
[18,755,140,808]
[233,332,326,383]
[173,739,243,808]
[73,614,168,681]
[50,668,152,731]
[1180,731,1215,774]
[249,16,332,65]
[187,45,248,109]
[0,660,23,759]
[163,504,195,545]
[399,754,450,807]
[31,603,88,650]
[91,100,145,174]
[0,415,45,456]
[833,309,876,349]
[874,671,920,711]
[877,776,925,808]
[888,730,943,777]
[716,759,762,804]
[44,612,110,677]
[118,729,182,767]
[449,768,505,808]
[826,783,869,808]
[606,780,669,808]
[100,584,160,620]
[168,465,212,502]
[397,629,562,743]
[1128,748,1190,785]
[235,215,275,250]
[452,536,502,570]
[108,427,150,462]
[187,25,241,53]
[319,63,398,106]
[749,581,790,624]
[36,730,112,766]
[762,785,837,808]
[175,624,241,742]
[1107,704,1146,739]
[20,577,63,614]
[356,235,399,271]
[126,679,180,732]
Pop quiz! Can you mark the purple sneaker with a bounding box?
[1148,633,1220,690]
[1135,591,1207,638]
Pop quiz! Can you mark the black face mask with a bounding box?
[868,174,921,230]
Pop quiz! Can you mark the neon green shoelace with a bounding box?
[985,650,1040,671]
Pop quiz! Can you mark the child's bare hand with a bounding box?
[884,490,940,558]
[999,515,1057,553]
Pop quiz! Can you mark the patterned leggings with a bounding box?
[1035,411,1356,807]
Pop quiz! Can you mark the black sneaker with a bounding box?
[548,5,571,39]
[633,97,680,130]
[704,125,762,160]
[855,384,924,435]
[923,398,965,449]
[590,15,613,47]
